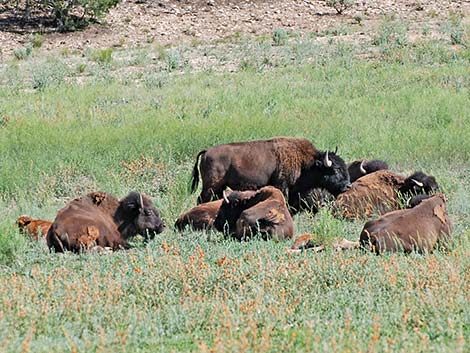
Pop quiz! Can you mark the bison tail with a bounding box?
[190,150,206,193]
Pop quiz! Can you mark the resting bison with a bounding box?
[347,159,389,183]
[47,191,165,253]
[360,193,452,254]
[213,186,294,241]
[334,170,439,219]
[16,216,52,240]
[190,137,350,206]
[174,199,223,231]
[289,233,359,253]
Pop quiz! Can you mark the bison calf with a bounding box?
[360,193,452,254]
[175,199,223,231]
[16,216,52,240]
[47,191,165,253]
[214,186,294,241]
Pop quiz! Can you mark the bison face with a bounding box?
[117,192,165,240]
[214,190,255,235]
[399,171,439,197]
[308,151,350,197]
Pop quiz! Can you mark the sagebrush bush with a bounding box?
[326,0,356,14]
[273,28,288,46]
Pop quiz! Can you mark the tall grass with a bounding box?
[0,37,470,352]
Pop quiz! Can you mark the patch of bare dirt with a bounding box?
[1,0,470,59]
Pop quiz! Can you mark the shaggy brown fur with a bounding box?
[334,170,405,219]
[174,199,223,231]
[214,186,294,241]
[16,216,52,240]
[191,137,350,205]
[47,191,164,253]
[360,194,452,254]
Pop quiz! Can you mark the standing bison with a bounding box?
[190,137,350,207]
[47,191,165,253]
[213,186,294,241]
[360,193,452,254]
[334,170,439,219]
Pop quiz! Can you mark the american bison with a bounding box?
[213,186,294,241]
[334,169,439,219]
[174,199,223,231]
[289,233,359,253]
[47,191,165,253]
[16,216,52,240]
[347,159,389,183]
[360,193,452,254]
[190,137,350,207]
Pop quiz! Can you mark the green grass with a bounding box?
[1,35,470,352]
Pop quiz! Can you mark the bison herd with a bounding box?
[17,137,452,255]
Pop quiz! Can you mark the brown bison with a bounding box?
[347,159,389,183]
[360,193,452,254]
[174,199,223,231]
[334,170,439,219]
[213,186,294,241]
[47,191,165,253]
[16,216,52,240]
[190,137,350,206]
[289,233,359,253]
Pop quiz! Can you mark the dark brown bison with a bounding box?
[16,216,52,240]
[213,186,294,241]
[334,170,439,219]
[190,137,350,206]
[174,199,223,231]
[360,193,452,254]
[347,159,389,183]
[47,191,165,253]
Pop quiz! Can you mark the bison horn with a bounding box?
[324,151,332,168]
[360,160,367,174]
[223,190,230,204]
[411,179,424,188]
[334,146,338,154]
[139,192,144,212]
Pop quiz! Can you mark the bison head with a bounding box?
[399,171,439,197]
[214,189,257,236]
[406,194,432,208]
[348,159,389,183]
[16,215,32,230]
[115,192,165,240]
[304,150,350,197]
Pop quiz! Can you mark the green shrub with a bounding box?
[166,49,181,71]
[90,48,113,64]
[325,0,356,14]
[29,33,46,48]
[3,0,121,31]
[372,19,409,54]
[272,28,288,46]
[31,59,69,90]
[13,44,33,60]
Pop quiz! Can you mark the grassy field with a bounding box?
[1,27,470,351]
